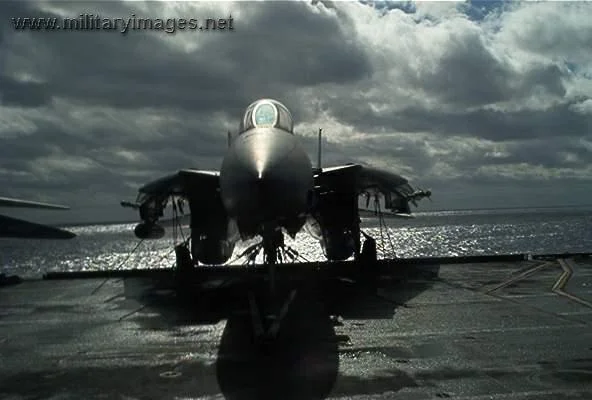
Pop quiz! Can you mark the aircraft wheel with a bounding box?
[174,242,197,301]
[359,237,379,286]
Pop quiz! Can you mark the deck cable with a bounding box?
[92,196,187,295]
[91,239,145,295]
[373,193,397,259]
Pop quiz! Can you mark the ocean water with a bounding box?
[2,206,592,279]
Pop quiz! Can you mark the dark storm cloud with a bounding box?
[415,36,567,108]
[445,137,592,175]
[0,136,54,170]
[0,0,374,222]
[1,1,371,114]
[233,2,372,87]
[0,106,230,188]
[490,139,592,169]
[328,99,591,141]
[0,76,51,107]
[337,134,434,177]
[1,0,592,222]
[327,19,569,121]
[329,131,592,186]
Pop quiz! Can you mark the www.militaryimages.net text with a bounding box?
[11,14,235,34]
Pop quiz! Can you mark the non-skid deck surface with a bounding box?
[1,258,591,399]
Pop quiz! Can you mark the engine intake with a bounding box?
[321,229,356,261]
[193,236,235,265]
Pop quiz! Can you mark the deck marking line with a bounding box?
[484,262,554,294]
[118,304,148,321]
[485,291,587,325]
[554,259,592,310]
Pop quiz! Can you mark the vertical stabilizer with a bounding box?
[227,131,232,148]
[317,128,322,170]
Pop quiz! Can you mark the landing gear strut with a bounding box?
[263,228,283,298]
[360,231,377,264]
[174,240,195,300]
[247,228,298,346]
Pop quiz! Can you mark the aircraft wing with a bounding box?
[122,169,220,218]
[0,196,70,210]
[314,164,431,214]
[138,169,219,198]
[0,214,76,239]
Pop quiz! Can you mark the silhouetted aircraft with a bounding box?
[0,196,76,239]
[122,98,431,342]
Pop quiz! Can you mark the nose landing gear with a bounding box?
[245,228,302,346]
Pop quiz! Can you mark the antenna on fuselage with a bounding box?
[317,128,322,170]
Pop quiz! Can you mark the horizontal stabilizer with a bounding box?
[0,196,70,210]
[0,214,76,239]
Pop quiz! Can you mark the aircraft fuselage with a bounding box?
[219,127,313,239]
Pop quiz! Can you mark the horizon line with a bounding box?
[52,203,592,227]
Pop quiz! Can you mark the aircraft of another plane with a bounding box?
[122,98,431,342]
[0,196,76,239]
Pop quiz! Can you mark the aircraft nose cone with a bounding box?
[219,128,313,231]
[240,135,284,183]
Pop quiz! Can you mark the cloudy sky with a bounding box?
[1,0,592,224]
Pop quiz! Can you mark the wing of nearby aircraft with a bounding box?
[0,196,71,210]
[0,196,76,239]
[0,214,76,239]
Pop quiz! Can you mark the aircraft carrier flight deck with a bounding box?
[1,256,591,400]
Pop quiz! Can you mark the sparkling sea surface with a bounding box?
[2,206,592,279]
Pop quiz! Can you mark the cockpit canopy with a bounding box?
[239,99,294,134]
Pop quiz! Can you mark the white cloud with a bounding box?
[570,99,592,115]
[496,2,592,65]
